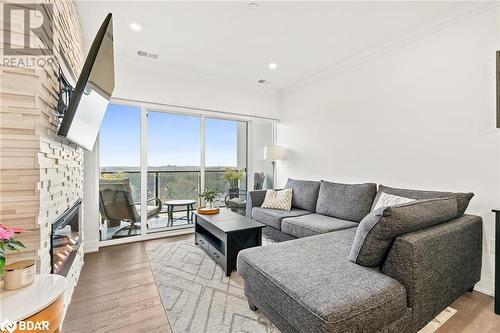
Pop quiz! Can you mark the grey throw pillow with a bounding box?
[284,178,321,212]
[372,185,473,217]
[316,181,377,222]
[349,197,458,267]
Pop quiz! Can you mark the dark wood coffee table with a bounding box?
[194,209,265,276]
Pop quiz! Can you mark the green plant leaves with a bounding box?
[200,189,219,202]
[1,238,25,252]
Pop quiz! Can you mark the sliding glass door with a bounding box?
[98,103,253,243]
[99,103,142,241]
[147,111,201,232]
[205,118,247,207]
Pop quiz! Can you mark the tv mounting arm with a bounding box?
[57,68,74,119]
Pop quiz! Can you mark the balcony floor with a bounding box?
[100,212,193,241]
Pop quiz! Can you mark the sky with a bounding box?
[99,103,242,168]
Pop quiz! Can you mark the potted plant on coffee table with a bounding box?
[199,189,219,209]
[222,168,245,199]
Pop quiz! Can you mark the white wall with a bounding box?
[113,56,280,119]
[278,7,500,295]
[82,141,100,253]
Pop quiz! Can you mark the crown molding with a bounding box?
[282,1,500,95]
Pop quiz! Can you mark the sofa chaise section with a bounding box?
[237,228,409,332]
[238,214,482,332]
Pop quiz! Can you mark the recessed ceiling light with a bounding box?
[268,62,278,70]
[130,22,142,31]
[248,2,259,9]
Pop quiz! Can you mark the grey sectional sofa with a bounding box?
[237,179,482,333]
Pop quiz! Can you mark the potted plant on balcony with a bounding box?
[222,168,245,199]
[200,189,219,209]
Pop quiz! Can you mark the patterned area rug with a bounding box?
[145,239,455,333]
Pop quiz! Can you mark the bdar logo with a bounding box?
[0,319,16,333]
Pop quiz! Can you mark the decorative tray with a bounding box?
[196,207,220,215]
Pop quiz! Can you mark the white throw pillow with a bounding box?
[261,189,293,210]
[373,192,415,210]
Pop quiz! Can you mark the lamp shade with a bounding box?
[264,145,284,161]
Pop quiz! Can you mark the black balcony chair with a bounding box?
[224,172,265,216]
[99,178,162,238]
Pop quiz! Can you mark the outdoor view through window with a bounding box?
[99,103,247,240]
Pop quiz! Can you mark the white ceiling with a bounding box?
[77,1,478,90]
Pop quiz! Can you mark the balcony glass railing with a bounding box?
[99,168,246,240]
[100,169,247,208]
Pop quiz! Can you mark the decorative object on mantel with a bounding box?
[0,274,68,333]
[491,208,500,315]
[0,223,27,275]
[4,260,35,291]
[197,207,221,215]
[264,145,284,188]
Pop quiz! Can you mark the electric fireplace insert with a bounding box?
[51,200,81,276]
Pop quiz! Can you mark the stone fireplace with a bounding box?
[0,0,85,309]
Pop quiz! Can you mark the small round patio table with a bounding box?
[164,199,196,226]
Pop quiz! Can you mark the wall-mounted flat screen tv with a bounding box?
[58,13,114,151]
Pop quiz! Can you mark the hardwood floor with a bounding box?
[63,234,499,333]
[439,291,500,333]
[63,234,191,333]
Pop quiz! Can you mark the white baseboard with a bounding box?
[98,227,194,248]
[84,228,194,253]
[474,278,494,297]
[83,240,99,253]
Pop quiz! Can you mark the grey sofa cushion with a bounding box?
[251,207,311,230]
[316,180,377,222]
[282,214,358,238]
[285,178,321,212]
[373,184,473,217]
[237,229,408,332]
[350,197,458,267]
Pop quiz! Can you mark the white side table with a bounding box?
[1,274,68,332]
